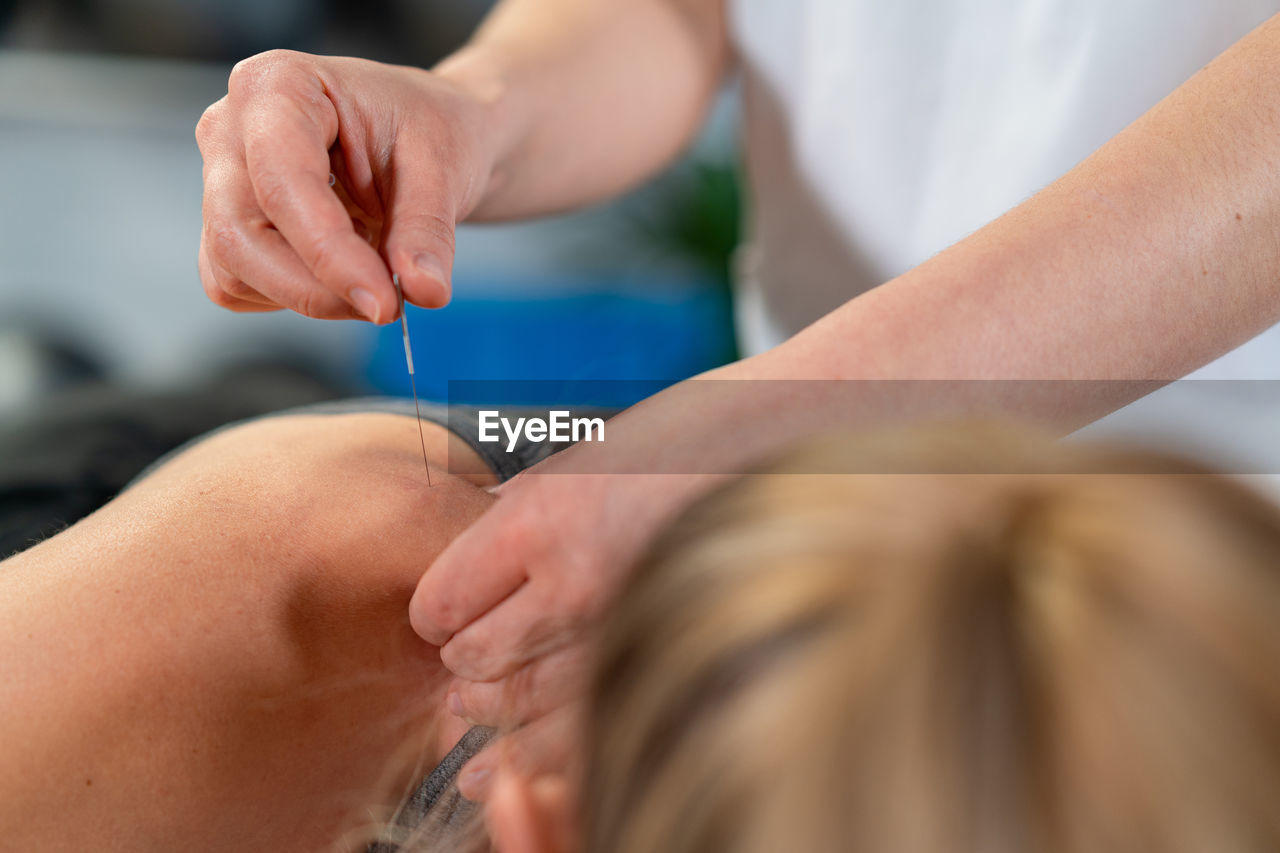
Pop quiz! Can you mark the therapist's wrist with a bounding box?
[432,46,522,217]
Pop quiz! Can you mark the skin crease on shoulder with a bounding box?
[0,413,495,852]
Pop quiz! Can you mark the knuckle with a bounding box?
[201,232,271,307]
[438,639,466,675]
[205,220,245,266]
[497,503,540,552]
[302,235,345,288]
[470,687,522,727]
[304,232,337,272]
[220,276,260,302]
[293,287,329,320]
[477,653,513,683]
[252,169,293,216]
[506,667,537,716]
[199,265,222,300]
[228,49,301,95]
[202,276,241,309]
[404,211,457,256]
[441,638,502,682]
[194,99,225,147]
[456,683,493,721]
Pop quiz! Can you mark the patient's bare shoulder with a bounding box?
[132,411,497,569]
[0,412,494,851]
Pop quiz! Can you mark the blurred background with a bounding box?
[0,0,741,414]
[4,0,1279,489]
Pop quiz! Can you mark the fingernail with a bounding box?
[350,287,380,324]
[447,690,464,717]
[414,253,449,294]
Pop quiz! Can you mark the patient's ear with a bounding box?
[486,766,575,853]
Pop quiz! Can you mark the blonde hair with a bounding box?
[583,426,1280,853]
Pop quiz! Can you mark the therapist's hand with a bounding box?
[411,466,699,672]
[196,50,498,323]
[410,462,712,798]
[408,370,759,798]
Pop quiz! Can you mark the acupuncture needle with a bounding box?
[393,273,433,487]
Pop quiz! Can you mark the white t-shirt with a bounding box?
[729,0,1280,378]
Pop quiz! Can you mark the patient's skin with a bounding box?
[0,413,496,851]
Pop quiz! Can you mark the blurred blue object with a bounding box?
[366,274,736,407]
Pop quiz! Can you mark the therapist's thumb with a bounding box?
[384,198,457,311]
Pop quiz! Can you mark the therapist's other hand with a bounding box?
[410,467,681,677]
[196,50,497,323]
[410,365,770,796]
[410,464,701,799]
[409,368,766,694]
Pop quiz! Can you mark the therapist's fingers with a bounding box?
[198,102,283,313]
[448,643,589,728]
[202,51,397,324]
[440,578,596,683]
[201,146,369,320]
[413,473,628,676]
[201,188,361,319]
[198,245,280,313]
[199,94,339,318]
[197,221,279,309]
[457,704,583,802]
[380,171,458,310]
[410,497,541,648]
[241,97,396,323]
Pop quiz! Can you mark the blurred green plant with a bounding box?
[628,159,743,288]
[613,157,743,364]
[551,153,744,366]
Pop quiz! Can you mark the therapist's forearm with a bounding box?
[581,14,1280,481]
[778,13,1280,391]
[435,0,728,220]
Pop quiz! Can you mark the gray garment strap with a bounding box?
[367,726,496,853]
